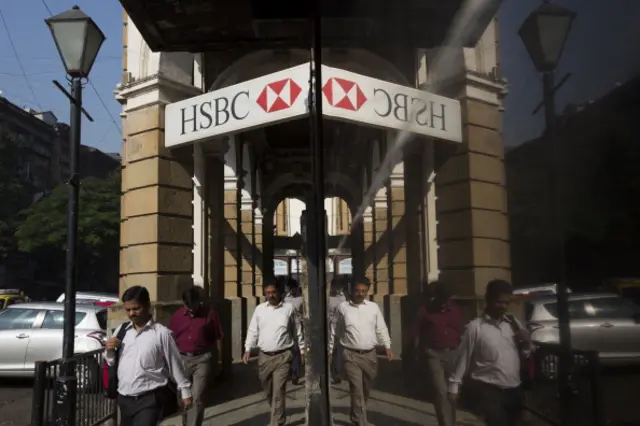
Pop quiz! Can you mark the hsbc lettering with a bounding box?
[373,88,447,131]
[180,91,250,135]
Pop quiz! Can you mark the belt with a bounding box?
[261,347,291,356]
[180,350,209,356]
[119,387,162,400]
[344,347,375,354]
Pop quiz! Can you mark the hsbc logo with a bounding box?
[256,78,303,113]
[322,77,367,111]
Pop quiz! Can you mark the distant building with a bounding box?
[0,97,70,195]
[80,145,121,179]
[506,76,640,287]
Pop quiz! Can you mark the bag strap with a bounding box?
[504,314,520,334]
[113,321,131,364]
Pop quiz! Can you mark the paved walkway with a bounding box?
[161,360,484,426]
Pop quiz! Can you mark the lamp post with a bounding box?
[45,6,105,426]
[519,2,576,425]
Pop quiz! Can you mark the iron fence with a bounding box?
[31,349,117,426]
[525,342,605,426]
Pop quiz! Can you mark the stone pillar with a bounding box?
[389,163,407,295]
[206,153,225,300]
[372,188,390,296]
[223,151,240,299]
[435,78,510,306]
[253,208,264,296]
[363,207,375,279]
[262,207,275,283]
[119,75,201,303]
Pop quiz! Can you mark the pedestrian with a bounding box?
[243,278,305,426]
[412,280,464,426]
[328,276,347,384]
[284,277,304,385]
[105,286,192,426]
[448,279,534,426]
[169,286,224,426]
[329,276,393,426]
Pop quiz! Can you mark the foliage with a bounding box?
[0,127,30,258]
[15,171,121,258]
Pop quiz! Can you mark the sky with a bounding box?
[0,0,639,154]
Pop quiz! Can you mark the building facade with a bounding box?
[507,76,640,288]
[0,98,70,195]
[114,1,510,362]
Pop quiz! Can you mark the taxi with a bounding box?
[0,289,28,310]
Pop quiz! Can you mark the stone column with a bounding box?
[389,163,407,295]
[363,207,375,279]
[253,208,264,296]
[223,150,240,299]
[119,75,200,306]
[435,75,510,309]
[372,189,390,296]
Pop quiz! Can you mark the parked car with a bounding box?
[0,289,29,310]
[56,291,119,307]
[514,283,572,298]
[0,302,107,379]
[525,293,640,365]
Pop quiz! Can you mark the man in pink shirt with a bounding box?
[413,281,465,426]
[169,287,223,426]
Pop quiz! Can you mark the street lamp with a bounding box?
[519,2,576,426]
[45,6,105,426]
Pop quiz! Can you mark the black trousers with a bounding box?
[118,386,175,426]
[466,379,523,426]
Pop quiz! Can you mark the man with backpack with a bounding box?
[105,286,192,426]
[448,279,533,426]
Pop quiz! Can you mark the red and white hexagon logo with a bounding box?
[256,78,303,113]
[322,77,367,111]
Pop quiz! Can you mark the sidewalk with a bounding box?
[161,360,484,426]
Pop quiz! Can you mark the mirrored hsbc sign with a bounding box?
[321,65,462,143]
[164,63,462,148]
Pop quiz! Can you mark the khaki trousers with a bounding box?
[181,352,214,426]
[343,348,378,426]
[258,349,293,426]
[425,348,457,426]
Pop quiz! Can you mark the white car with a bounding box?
[0,302,107,378]
[56,291,119,305]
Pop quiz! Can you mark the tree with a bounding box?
[0,127,30,258]
[15,172,121,288]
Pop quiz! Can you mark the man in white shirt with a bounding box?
[105,286,192,426]
[243,279,305,426]
[329,276,393,426]
[448,279,533,426]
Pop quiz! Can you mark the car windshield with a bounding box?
[96,309,108,330]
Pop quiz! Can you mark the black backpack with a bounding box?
[103,322,131,399]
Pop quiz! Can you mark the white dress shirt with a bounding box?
[449,314,531,394]
[104,320,192,399]
[329,300,391,352]
[244,301,305,353]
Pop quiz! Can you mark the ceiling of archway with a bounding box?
[119,0,501,52]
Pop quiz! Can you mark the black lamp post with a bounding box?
[45,6,105,426]
[519,2,576,425]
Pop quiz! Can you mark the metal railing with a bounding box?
[525,342,605,426]
[31,349,117,426]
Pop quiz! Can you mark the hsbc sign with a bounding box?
[321,65,462,142]
[165,64,309,148]
[165,63,462,148]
